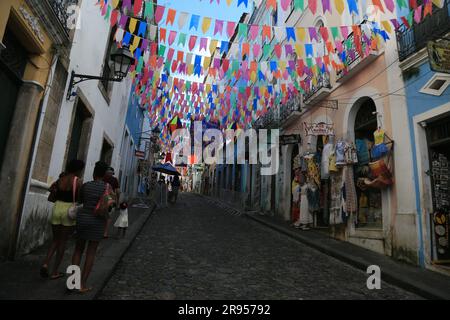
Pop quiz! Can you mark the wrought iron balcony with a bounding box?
[47,0,78,37]
[336,32,382,82]
[396,0,450,62]
[279,94,302,126]
[253,107,279,129]
[303,72,331,104]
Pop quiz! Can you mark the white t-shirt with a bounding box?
[321,142,334,179]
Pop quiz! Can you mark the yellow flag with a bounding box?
[381,20,392,34]
[130,35,140,53]
[226,0,233,6]
[432,0,444,7]
[334,0,345,15]
[202,17,212,34]
[112,0,120,8]
[209,39,218,55]
[129,18,137,34]
[296,28,306,42]
[203,56,211,69]
[206,84,211,93]
[251,71,257,83]
[295,44,304,58]
[188,64,194,75]
[280,61,287,72]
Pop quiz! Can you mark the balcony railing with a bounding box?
[279,94,302,122]
[396,0,450,61]
[253,107,279,129]
[303,73,331,102]
[48,0,78,37]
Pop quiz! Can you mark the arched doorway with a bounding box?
[354,98,383,229]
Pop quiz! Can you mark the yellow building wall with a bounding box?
[0,0,55,90]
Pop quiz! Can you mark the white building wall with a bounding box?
[49,0,132,183]
[16,1,133,255]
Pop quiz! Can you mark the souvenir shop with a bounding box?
[291,99,394,235]
[424,115,450,264]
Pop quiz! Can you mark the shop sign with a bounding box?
[428,40,450,74]
[304,122,335,136]
[135,150,146,159]
[280,134,301,145]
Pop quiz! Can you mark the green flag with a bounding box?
[238,23,248,40]
[178,33,187,47]
[144,2,154,19]
[294,0,304,11]
[158,44,166,57]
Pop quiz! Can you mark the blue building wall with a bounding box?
[125,87,145,147]
[405,62,450,266]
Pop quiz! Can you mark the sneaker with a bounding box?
[301,226,310,230]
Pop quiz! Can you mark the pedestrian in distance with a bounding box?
[171,175,181,203]
[41,159,85,280]
[114,202,129,238]
[103,166,120,239]
[71,161,115,293]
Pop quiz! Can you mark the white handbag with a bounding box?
[67,177,82,220]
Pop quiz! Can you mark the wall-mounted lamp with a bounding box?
[66,47,134,100]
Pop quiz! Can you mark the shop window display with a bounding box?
[354,100,383,229]
[426,117,450,263]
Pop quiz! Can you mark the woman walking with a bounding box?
[71,161,114,293]
[41,159,85,279]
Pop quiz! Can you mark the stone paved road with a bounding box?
[99,193,421,300]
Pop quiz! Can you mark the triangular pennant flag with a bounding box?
[266,0,277,9]
[414,5,422,23]
[178,12,189,29]
[347,0,359,14]
[155,5,165,24]
[281,0,291,11]
[383,0,395,12]
[190,15,200,30]
[227,22,236,38]
[372,0,385,12]
[334,0,345,14]
[238,0,249,7]
[189,36,197,51]
[322,0,332,13]
[309,0,318,14]
[168,30,177,46]
[202,17,212,34]
[238,23,248,39]
[166,9,176,26]
[294,0,305,10]
[178,33,187,46]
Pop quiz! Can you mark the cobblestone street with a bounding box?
[99,193,421,300]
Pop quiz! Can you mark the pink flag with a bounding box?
[189,36,197,51]
[200,38,208,52]
[249,25,259,41]
[309,0,318,14]
[383,0,395,12]
[168,31,177,46]
[167,48,175,62]
[414,5,422,24]
[227,22,236,38]
[281,0,291,11]
[155,5,165,24]
[253,44,261,58]
[340,26,349,39]
[214,20,224,36]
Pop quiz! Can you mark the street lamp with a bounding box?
[66,46,134,100]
